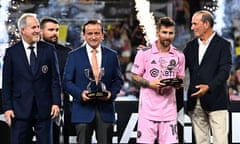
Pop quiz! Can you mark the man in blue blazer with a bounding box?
[2,13,61,144]
[63,20,123,144]
[184,10,232,144]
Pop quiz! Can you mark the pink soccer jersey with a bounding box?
[131,42,185,121]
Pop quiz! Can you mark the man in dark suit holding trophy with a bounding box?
[63,19,123,144]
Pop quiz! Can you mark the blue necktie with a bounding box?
[29,46,37,74]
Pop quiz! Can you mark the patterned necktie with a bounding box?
[29,46,37,74]
[91,49,99,84]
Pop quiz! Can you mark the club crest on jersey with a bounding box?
[167,59,177,70]
[150,68,159,77]
[159,57,179,78]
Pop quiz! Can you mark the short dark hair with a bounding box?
[156,17,175,30]
[40,16,59,29]
[82,19,103,34]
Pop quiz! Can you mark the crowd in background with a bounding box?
[4,0,240,101]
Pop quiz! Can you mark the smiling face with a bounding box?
[21,16,40,45]
[83,23,104,49]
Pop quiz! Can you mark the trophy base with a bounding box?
[160,78,183,86]
[87,91,108,97]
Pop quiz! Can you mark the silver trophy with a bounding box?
[84,67,108,97]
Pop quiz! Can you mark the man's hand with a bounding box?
[4,110,15,126]
[137,44,146,51]
[191,84,209,97]
[51,105,60,119]
[149,78,166,90]
[82,90,95,102]
[97,91,111,101]
[173,83,184,89]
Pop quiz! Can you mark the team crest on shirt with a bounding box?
[167,59,177,71]
[150,68,159,77]
[42,65,48,73]
[159,57,179,78]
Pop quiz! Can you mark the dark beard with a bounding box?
[160,40,171,48]
[45,40,57,45]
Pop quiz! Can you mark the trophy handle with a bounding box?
[84,68,94,81]
[98,67,105,80]
[86,81,92,92]
[100,81,107,92]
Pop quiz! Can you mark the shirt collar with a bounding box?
[152,40,177,54]
[86,43,101,53]
[198,32,216,45]
[22,39,37,50]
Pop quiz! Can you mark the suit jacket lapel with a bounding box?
[199,35,217,67]
[36,42,43,73]
[101,46,107,68]
[81,46,91,68]
[192,40,200,67]
[18,42,33,75]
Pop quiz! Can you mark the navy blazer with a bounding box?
[184,34,232,111]
[63,46,123,123]
[2,41,61,120]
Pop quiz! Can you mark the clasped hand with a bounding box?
[191,84,209,97]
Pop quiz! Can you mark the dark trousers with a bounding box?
[11,118,51,144]
[75,108,113,144]
[53,94,74,144]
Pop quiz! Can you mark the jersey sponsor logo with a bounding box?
[150,68,159,77]
[160,70,175,77]
[151,60,157,64]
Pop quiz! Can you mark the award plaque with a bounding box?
[160,78,183,87]
[84,68,108,97]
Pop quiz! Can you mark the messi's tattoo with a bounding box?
[133,78,149,87]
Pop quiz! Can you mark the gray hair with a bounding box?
[17,13,37,34]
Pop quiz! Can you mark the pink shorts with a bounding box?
[137,116,178,144]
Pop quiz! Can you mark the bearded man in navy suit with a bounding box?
[2,13,61,144]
